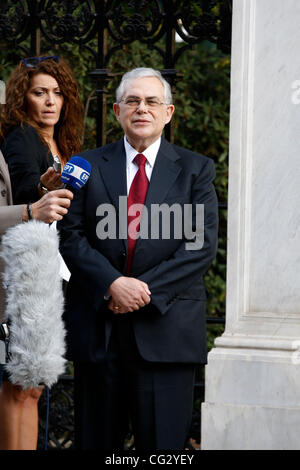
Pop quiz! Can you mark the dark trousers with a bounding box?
[73,316,195,451]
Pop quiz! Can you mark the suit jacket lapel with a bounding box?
[96,139,128,251]
[144,138,182,207]
[97,139,127,210]
[133,138,182,270]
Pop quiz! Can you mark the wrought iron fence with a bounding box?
[0,0,232,145]
[1,0,231,449]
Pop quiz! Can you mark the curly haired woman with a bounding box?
[0,55,84,450]
[0,55,83,203]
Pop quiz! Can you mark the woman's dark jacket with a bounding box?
[1,124,53,204]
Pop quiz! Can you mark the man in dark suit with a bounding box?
[58,67,218,450]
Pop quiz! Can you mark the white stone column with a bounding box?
[201,0,300,450]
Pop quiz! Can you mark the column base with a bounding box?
[202,402,300,450]
[201,336,300,450]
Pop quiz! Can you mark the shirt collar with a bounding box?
[124,136,161,168]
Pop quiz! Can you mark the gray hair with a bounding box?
[116,67,173,104]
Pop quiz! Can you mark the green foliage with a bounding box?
[174,42,229,332]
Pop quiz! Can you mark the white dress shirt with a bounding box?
[104,136,161,299]
[124,136,161,193]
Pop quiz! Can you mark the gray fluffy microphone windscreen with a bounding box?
[0,220,66,389]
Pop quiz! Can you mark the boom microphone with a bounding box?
[61,156,91,190]
[1,221,66,389]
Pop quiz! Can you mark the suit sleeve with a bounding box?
[2,126,48,204]
[57,178,122,311]
[0,205,23,236]
[138,157,218,315]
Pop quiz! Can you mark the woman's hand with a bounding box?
[40,167,63,191]
[31,189,73,223]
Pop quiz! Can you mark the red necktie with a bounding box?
[126,153,149,273]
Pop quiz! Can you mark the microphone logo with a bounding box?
[63,163,75,174]
[80,172,89,183]
[61,156,91,190]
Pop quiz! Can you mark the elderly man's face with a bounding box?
[113,76,174,152]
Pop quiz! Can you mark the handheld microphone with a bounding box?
[61,156,91,190]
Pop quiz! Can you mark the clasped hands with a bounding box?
[107,276,151,314]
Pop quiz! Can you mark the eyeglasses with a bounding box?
[21,56,60,68]
[119,97,166,108]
